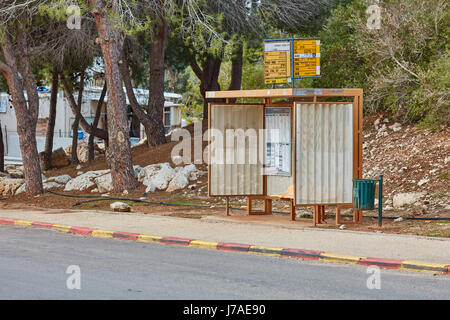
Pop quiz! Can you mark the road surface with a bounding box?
[0,225,448,300]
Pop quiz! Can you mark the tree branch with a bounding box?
[60,73,109,141]
[186,47,203,79]
[0,60,11,76]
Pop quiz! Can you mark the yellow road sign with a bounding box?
[293,39,320,78]
[264,41,291,83]
[265,78,288,84]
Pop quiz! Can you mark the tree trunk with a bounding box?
[70,70,85,164]
[200,54,222,119]
[147,18,168,146]
[0,29,43,195]
[120,66,154,140]
[187,47,223,120]
[88,82,107,162]
[228,41,243,91]
[42,67,59,170]
[119,51,157,148]
[91,0,138,192]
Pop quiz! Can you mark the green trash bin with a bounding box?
[353,179,377,210]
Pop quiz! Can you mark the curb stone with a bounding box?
[0,217,448,275]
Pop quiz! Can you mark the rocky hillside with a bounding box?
[362,115,449,216]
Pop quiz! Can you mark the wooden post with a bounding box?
[226,197,230,216]
[335,206,340,225]
[290,200,296,221]
[264,198,272,215]
[319,206,325,223]
[313,206,317,226]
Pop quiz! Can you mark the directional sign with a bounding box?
[293,39,320,78]
[264,41,291,84]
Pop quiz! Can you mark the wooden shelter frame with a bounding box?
[206,89,363,225]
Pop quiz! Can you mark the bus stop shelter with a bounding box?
[205,88,363,225]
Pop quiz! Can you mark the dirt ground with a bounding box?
[1,187,448,238]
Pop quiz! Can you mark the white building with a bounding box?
[0,85,182,163]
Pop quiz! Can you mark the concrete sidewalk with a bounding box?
[0,207,449,265]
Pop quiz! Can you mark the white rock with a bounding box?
[394,217,403,222]
[389,122,402,132]
[138,163,166,182]
[6,169,24,179]
[15,183,26,195]
[91,188,99,193]
[393,192,425,208]
[100,142,107,151]
[417,178,429,186]
[0,178,25,195]
[189,169,207,181]
[374,118,381,128]
[76,164,82,170]
[167,172,189,192]
[141,163,176,190]
[339,225,346,230]
[398,167,407,174]
[174,166,182,173]
[133,165,143,178]
[110,202,130,212]
[43,181,63,190]
[145,184,156,193]
[445,156,450,164]
[64,170,110,192]
[45,174,72,185]
[77,144,89,163]
[94,173,113,193]
[166,164,198,192]
[122,189,129,195]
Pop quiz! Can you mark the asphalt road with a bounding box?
[0,225,449,300]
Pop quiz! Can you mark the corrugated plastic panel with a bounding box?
[295,103,353,204]
[210,105,264,196]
